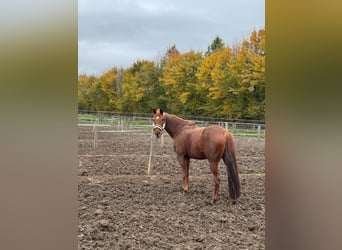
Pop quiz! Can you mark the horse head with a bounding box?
[152,108,166,138]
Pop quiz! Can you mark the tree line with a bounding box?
[78,29,265,120]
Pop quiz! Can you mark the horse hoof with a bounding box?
[212,197,219,204]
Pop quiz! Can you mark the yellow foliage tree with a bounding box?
[159,50,203,115]
[120,60,159,113]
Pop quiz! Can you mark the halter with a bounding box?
[153,113,166,133]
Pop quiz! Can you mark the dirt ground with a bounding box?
[78,129,265,249]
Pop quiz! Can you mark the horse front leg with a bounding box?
[177,155,190,193]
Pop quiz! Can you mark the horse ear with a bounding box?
[153,109,156,114]
[159,109,163,114]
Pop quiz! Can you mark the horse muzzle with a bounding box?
[154,129,161,138]
[153,124,165,138]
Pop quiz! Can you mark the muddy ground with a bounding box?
[78,129,265,249]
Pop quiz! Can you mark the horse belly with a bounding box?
[188,149,206,159]
[186,132,206,159]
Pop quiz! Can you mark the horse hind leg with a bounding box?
[209,161,220,202]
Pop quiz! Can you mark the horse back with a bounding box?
[176,125,228,160]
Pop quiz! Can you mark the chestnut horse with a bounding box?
[152,108,241,203]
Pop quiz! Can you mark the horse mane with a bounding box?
[166,113,196,127]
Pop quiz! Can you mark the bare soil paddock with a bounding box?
[78,129,265,249]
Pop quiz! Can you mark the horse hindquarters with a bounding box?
[223,137,241,202]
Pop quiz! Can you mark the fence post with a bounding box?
[225,122,228,130]
[160,133,164,148]
[147,132,156,176]
[257,125,261,140]
[93,119,98,149]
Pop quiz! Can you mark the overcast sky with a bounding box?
[78,0,264,75]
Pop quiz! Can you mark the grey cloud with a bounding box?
[78,0,264,74]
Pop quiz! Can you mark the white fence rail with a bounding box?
[78,113,265,149]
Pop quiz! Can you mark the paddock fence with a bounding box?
[78,111,265,148]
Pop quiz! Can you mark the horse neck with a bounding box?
[165,113,195,138]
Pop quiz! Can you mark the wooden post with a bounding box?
[257,125,261,140]
[93,119,98,149]
[160,133,164,148]
[147,132,156,176]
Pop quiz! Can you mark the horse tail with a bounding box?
[223,134,241,202]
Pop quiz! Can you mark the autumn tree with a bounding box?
[120,60,160,113]
[159,50,203,115]
[78,67,121,112]
[78,29,265,120]
[78,74,96,111]
[197,29,265,119]
[229,29,265,119]
[197,47,236,117]
[205,35,225,56]
[98,67,121,111]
